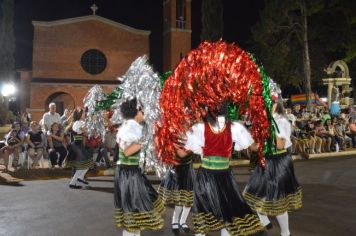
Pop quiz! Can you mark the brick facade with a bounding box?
[21,15,150,121]
[20,5,192,121]
[163,0,192,71]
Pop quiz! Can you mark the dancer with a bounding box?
[158,153,194,235]
[243,100,302,236]
[66,108,94,189]
[114,98,164,236]
[179,103,264,236]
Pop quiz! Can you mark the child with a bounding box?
[243,100,302,236]
[114,98,164,236]
[66,108,94,189]
[158,153,195,235]
[180,103,264,236]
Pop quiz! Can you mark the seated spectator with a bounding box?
[3,129,23,170]
[47,122,67,168]
[334,117,350,149]
[286,108,296,126]
[0,142,10,171]
[305,119,322,153]
[26,121,45,168]
[291,122,309,159]
[322,110,331,125]
[315,120,332,152]
[347,118,356,148]
[325,119,343,152]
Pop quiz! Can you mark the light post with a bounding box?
[1,82,17,110]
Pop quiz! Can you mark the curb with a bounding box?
[97,149,356,177]
[3,149,355,182]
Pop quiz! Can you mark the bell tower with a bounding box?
[163,0,192,71]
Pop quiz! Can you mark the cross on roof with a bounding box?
[91,4,98,15]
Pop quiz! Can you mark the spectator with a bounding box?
[347,118,356,148]
[4,129,23,170]
[321,110,331,125]
[42,103,61,132]
[348,105,356,119]
[334,117,349,150]
[26,121,45,168]
[305,119,322,153]
[47,122,67,168]
[60,108,72,129]
[0,143,10,171]
[315,120,332,152]
[291,122,309,159]
[292,104,302,119]
[325,119,342,152]
[286,108,296,126]
[42,103,61,159]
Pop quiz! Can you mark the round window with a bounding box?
[80,49,107,75]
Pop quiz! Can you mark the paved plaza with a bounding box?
[1,156,356,236]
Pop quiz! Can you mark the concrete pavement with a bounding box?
[1,155,356,236]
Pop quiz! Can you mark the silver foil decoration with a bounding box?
[111,55,167,178]
[83,84,107,139]
[269,78,282,99]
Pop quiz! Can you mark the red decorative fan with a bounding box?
[155,40,271,167]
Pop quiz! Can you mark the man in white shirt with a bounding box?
[42,103,61,132]
[41,103,61,160]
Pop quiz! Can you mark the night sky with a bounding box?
[13,0,264,73]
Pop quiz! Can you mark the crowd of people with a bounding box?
[0,103,117,172]
[1,102,356,172]
[285,104,356,158]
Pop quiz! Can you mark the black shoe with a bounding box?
[69,184,82,189]
[77,178,89,185]
[266,223,273,230]
[180,223,190,233]
[171,223,180,235]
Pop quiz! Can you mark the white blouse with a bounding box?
[72,120,85,134]
[273,114,292,149]
[116,119,143,151]
[184,121,254,155]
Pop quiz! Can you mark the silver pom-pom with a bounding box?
[83,84,107,138]
[111,55,167,177]
[269,78,282,99]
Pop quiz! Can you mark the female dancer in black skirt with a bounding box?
[158,154,195,234]
[243,100,302,236]
[179,104,264,236]
[66,108,94,189]
[114,98,164,236]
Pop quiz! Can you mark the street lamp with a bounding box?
[1,82,16,97]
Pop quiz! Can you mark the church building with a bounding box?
[19,0,191,121]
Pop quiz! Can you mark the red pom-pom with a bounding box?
[155,40,269,166]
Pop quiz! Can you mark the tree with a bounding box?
[252,0,324,110]
[200,0,223,42]
[308,0,356,101]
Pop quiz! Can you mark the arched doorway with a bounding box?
[45,92,75,116]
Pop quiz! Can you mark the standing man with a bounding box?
[42,103,61,132]
[42,103,61,160]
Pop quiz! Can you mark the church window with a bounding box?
[81,49,107,75]
[176,0,186,29]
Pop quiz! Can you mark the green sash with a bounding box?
[201,156,230,170]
